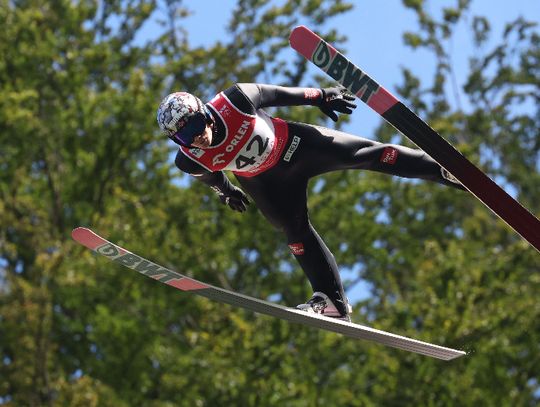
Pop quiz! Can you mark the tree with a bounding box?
[0,0,354,405]
[1,0,538,405]
[319,1,539,404]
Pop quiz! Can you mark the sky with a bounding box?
[173,0,538,138]
[145,0,539,302]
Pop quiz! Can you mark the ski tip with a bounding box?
[289,25,305,46]
[290,25,308,33]
[71,227,90,241]
[289,25,313,43]
[71,227,105,249]
[72,227,111,251]
[289,25,322,58]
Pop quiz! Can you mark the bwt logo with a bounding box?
[312,41,380,103]
[96,243,182,283]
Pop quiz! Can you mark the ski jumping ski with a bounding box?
[289,25,540,253]
[72,227,465,361]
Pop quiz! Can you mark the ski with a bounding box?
[289,25,540,253]
[72,227,465,361]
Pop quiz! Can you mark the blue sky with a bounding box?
[175,0,538,138]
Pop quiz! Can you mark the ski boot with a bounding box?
[297,292,352,322]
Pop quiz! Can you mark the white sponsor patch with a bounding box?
[283,135,301,162]
[189,148,205,158]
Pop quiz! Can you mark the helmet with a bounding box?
[156,92,212,146]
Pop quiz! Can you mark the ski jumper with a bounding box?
[175,83,463,315]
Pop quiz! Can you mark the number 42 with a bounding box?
[235,135,269,169]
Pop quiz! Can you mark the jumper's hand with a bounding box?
[318,87,357,122]
[217,185,250,212]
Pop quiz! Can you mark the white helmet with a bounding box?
[156,92,211,145]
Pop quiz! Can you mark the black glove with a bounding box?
[216,185,250,212]
[318,87,357,122]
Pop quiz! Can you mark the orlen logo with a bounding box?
[380,147,398,165]
[213,153,226,166]
[225,120,250,153]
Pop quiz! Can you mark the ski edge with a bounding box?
[72,227,467,361]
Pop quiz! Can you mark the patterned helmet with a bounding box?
[156,92,208,139]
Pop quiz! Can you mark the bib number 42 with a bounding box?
[235,135,269,170]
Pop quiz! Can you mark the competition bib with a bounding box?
[180,92,288,177]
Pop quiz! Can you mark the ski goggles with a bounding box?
[171,112,209,146]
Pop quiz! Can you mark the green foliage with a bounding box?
[1,0,538,405]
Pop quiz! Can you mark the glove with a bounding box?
[318,87,357,122]
[216,185,250,212]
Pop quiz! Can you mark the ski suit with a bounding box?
[175,83,462,315]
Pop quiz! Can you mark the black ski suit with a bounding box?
[175,83,463,315]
